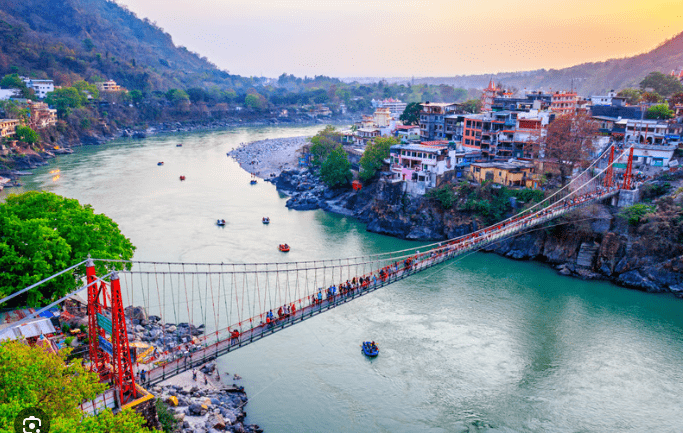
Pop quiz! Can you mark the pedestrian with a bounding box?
[215,370,220,381]
[140,369,146,384]
[204,374,208,386]
[192,368,197,381]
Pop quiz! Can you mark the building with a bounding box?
[590,104,643,120]
[394,125,420,142]
[0,89,19,100]
[590,91,618,106]
[419,102,460,141]
[387,142,453,194]
[480,79,498,112]
[549,91,577,116]
[0,119,21,138]
[20,77,54,99]
[468,160,536,187]
[27,101,57,129]
[96,80,123,92]
[623,119,670,145]
[444,114,465,142]
[462,111,518,158]
[371,98,407,118]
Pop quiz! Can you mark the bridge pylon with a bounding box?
[622,147,634,190]
[604,145,615,188]
[110,272,138,406]
[86,260,109,382]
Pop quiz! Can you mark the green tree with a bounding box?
[309,125,341,166]
[82,38,95,52]
[0,192,136,307]
[359,136,398,182]
[14,125,39,144]
[462,99,482,114]
[45,87,84,117]
[399,102,422,125]
[645,103,675,120]
[0,73,32,99]
[426,185,456,209]
[165,88,189,104]
[617,88,642,105]
[74,80,99,99]
[244,92,267,111]
[641,91,664,103]
[619,204,656,226]
[320,146,352,188]
[0,340,153,433]
[640,72,683,97]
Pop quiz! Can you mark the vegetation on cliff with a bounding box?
[0,191,135,307]
[0,340,154,433]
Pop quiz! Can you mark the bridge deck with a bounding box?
[144,188,618,385]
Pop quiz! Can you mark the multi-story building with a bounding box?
[462,111,518,159]
[549,91,577,116]
[387,142,454,194]
[20,77,54,99]
[371,98,407,118]
[0,89,19,100]
[27,101,57,129]
[623,119,670,145]
[419,103,459,141]
[444,114,465,142]
[0,119,21,138]
[394,125,420,142]
[96,80,123,92]
[590,90,618,106]
[468,160,536,187]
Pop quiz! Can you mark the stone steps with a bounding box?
[576,242,600,268]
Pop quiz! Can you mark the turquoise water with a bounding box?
[4,126,683,432]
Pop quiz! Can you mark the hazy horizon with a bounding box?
[118,0,683,79]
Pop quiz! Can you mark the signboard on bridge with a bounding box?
[99,335,113,356]
[97,313,112,334]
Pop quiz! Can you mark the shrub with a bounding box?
[619,204,656,226]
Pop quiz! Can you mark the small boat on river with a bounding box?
[176,144,182,147]
[250,179,257,185]
[278,244,290,252]
[262,217,270,224]
[216,219,226,226]
[361,341,379,357]
[157,162,164,166]
[179,175,186,181]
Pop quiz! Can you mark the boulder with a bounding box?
[188,404,204,416]
[208,413,227,430]
[124,306,147,321]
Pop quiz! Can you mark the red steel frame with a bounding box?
[604,145,615,188]
[622,147,634,190]
[110,272,138,405]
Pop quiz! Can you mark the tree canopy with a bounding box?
[639,71,683,97]
[0,192,136,307]
[309,125,341,166]
[45,87,84,117]
[617,88,641,105]
[320,146,352,188]
[0,340,153,433]
[534,113,598,186]
[461,99,482,114]
[359,136,398,182]
[645,104,675,120]
[14,125,39,144]
[399,102,421,125]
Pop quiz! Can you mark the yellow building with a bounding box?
[469,160,535,187]
[0,119,21,138]
[96,80,123,92]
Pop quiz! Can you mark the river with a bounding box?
[3,125,683,433]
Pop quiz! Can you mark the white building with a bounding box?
[622,119,670,145]
[21,77,54,99]
[0,89,19,100]
[590,91,618,106]
[371,98,407,118]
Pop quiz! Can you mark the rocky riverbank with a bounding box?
[227,136,311,179]
[268,167,683,298]
[152,366,262,433]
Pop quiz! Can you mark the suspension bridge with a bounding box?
[1,144,639,409]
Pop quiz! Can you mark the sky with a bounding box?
[118,0,683,79]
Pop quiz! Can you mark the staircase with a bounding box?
[576,242,600,269]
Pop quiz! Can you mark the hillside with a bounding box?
[0,0,252,91]
[356,31,683,95]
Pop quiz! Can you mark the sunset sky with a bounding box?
[119,0,683,78]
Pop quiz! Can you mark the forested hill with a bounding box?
[377,31,683,95]
[0,0,254,92]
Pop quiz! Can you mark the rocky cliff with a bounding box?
[271,168,683,298]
